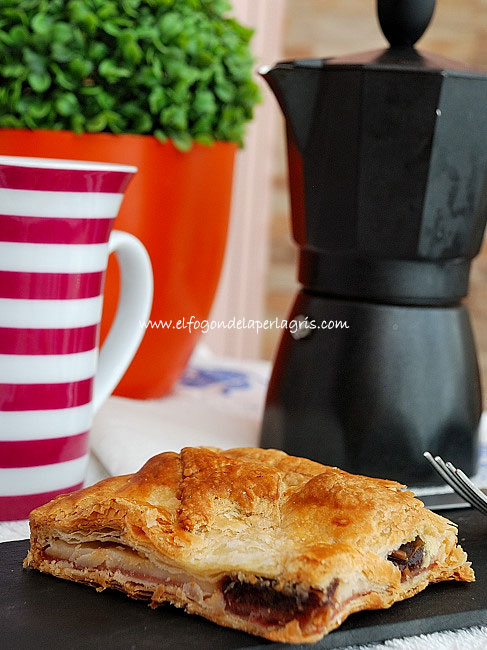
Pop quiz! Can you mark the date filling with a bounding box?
[221,576,338,627]
[387,536,425,581]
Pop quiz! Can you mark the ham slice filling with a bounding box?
[42,536,427,630]
[42,539,335,630]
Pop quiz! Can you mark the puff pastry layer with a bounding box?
[25,447,474,643]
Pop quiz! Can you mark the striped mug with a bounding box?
[0,155,153,520]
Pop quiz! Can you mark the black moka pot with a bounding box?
[260,0,487,485]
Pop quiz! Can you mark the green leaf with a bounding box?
[1,63,26,79]
[55,92,79,116]
[120,101,140,119]
[154,129,168,143]
[31,13,52,37]
[214,79,235,104]
[9,24,29,46]
[97,3,118,20]
[53,22,73,44]
[6,79,23,106]
[170,131,192,152]
[193,89,217,116]
[80,85,102,96]
[69,1,98,33]
[192,115,214,134]
[88,41,108,61]
[23,48,46,74]
[148,86,167,114]
[0,114,22,128]
[134,65,159,88]
[51,42,73,63]
[82,12,98,32]
[121,0,141,18]
[98,59,131,83]
[158,12,183,42]
[118,31,142,64]
[237,82,261,109]
[95,91,115,110]
[160,104,187,131]
[68,57,93,78]
[194,133,214,146]
[168,81,190,105]
[102,21,121,37]
[86,112,107,132]
[105,111,126,133]
[151,57,163,80]
[134,111,152,133]
[28,100,52,120]
[27,71,51,92]
[50,63,76,90]
[0,30,14,47]
[0,88,9,108]
[195,50,214,67]
[70,112,85,133]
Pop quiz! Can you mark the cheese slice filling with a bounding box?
[44,539,217,594]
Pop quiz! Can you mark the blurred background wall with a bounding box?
[262,0,487,397]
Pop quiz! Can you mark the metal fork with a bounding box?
[424,452,487,516]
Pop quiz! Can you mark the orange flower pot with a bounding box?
[0,129,236,397]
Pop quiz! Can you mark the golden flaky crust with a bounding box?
[25,447,474,643]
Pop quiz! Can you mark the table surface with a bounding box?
[2,350,486,649]
[2,508,486,650]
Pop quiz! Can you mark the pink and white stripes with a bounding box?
[0,156,136,520]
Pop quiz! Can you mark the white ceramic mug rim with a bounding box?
[0,154,137,174]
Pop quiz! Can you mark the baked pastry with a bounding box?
[25,447,474,643]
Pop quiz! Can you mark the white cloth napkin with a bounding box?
[90,347,270,476]
[90,345,487,495]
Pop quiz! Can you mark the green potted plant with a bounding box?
[0,0,260,398]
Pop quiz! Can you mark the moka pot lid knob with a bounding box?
[377,0,436,48]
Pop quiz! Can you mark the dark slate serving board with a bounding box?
[1,509,486,650]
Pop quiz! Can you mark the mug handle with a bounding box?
[92,230,153,413]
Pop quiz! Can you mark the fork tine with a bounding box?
[441,459,487,515]
[424,453,470,501]
[433,456,483,509]
[455,467,487,505]
[454,483,487,515]
[424,451,452,486]
[424,452,459,488]
[445,462,487,515]
[437,457,487,513]
[423,452,487,514]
